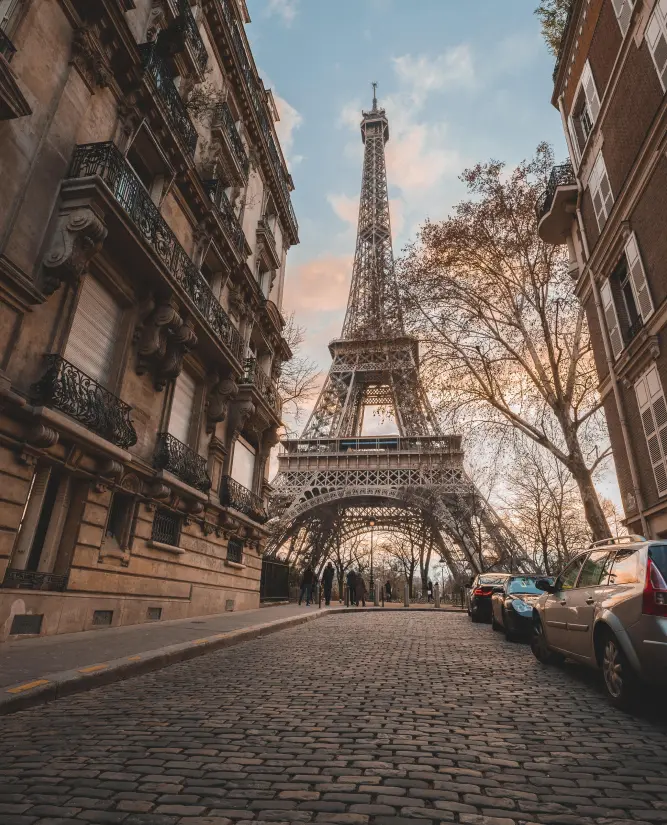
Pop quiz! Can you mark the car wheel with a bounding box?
[503,610,516,642]
[601,630,637,710]
[470,609,481,623]
[491,612,501,632]
[530,619,564,665]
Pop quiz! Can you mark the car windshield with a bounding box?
[508,577,549,595]
[478,575,508,586]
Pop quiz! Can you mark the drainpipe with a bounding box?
[558,96,650,538]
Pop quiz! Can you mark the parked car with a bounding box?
[468,573,512,623]
[531,537,667,708]
[491,575,554,641]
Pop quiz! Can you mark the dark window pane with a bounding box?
[609,549,640,585]
[577,550,613,588]
[559,554,588,590]
[648,545,667,580]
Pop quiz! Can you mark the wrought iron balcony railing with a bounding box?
[176,0,208,75]
[536,161,577,224]
[31,355,138,449]
[139,41,198,156]
[239,358,281,417]
[212,102,250,179]
[204,179,246,255]
[220,475,268,523]
[627,316,644,343]
[0,27,16,62]
[155,432,211,492]
[1,569,69,592]
[257,216,278,260]
[219,0,298,240]
[67,143,243,362]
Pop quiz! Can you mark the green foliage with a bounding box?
[535,0,573,56]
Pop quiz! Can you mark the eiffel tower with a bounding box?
[268,87,535,581]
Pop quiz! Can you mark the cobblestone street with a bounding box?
[1,612,667,825]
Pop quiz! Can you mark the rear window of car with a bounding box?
[648,545,667,579]
[479,575,508,586]
[608,549,640,585]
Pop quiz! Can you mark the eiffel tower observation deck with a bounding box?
[268,87,534,581]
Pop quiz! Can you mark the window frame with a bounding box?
[635,364,667,498]
[557,553,589,591]
[612,0,636,37]
[645,1,667,90]
[588,151,614,232]
[568,60,601,164]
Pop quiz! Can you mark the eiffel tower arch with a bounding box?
[267,88,535,582]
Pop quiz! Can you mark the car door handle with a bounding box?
[586,598,595,605]
[560,599,567,605]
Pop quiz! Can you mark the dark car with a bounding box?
[491,575,554,641]
[468,573,512,623]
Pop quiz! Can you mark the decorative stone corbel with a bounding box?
[147,481,171,501]
[227,398,255,440]
[25,423,59,449]
[115,99,143,154]
[97,459,124,480]
[121,473,144,495]
[228,283,244,319]
[70,26,111,92]
[206,373,239,432]
[146,0,167,43]
[135,295,198,390]
[42,207,107,295]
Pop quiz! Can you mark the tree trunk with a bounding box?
[567,444,610,542]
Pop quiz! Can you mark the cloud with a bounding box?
[327,193,358,227]
[385,123,463,191]
[265,0,298,25]
[274,93,303,169]
[283,254,353,313]
[392,46,475,106]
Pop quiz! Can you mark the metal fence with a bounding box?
[260,558,290,602]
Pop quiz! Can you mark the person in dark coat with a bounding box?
[385,580,392,602]
[346,569,357,606]
[355,573,368,608]
[298,566,315,606]
[322,562,335,606]
[427,579,434,603]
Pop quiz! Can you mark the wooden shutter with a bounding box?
[168,370,196,444]
[582,61,600,123]
[567,115,581,166]
[590,152,613,231]
[636,366,667,497]
[625,233,654,322]
[64,276,121,386]
[600,279,623,359]
[646,5,667,89]
[612,0,634,36]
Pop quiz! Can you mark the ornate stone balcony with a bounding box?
[31,355,138,449]
[536,161,578,245]
[155,432,211,492]
[139,41,198,156]
[204,179,247,257]
[1,569,69,592]
[66,142,244,363]
[211,102,250,183]
[220,475,268,523]
[256,216,280,270]
[239,358,281,418]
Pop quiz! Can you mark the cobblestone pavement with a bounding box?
[1,612,667,825]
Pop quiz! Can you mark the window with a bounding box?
[588,152,614,231]
[104,493,134,550]
[64,276,122,386]
[577,550,613,588]
[0,0,23,34]
[557,554,589,590]
[646,2,667,89]
[227,538,244,564]
[126,126,169,204]
[600,278,623,359]
[231,436,256,490]
[608,549,640,584]
[168,370,197,445]
[568,61,601,161]
[635,366,667,496]
[151,508,181,547]
[612,0,635,36]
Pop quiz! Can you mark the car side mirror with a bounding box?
[535,578,556,594]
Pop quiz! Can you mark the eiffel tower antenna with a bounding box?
[267,90,534,582]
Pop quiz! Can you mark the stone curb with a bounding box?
[0,605,464,715]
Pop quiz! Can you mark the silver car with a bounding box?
[531,537,667,708]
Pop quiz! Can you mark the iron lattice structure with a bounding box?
[268,90,535,581]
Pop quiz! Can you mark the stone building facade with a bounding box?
[539,0,667,538]
[0,0,298,640]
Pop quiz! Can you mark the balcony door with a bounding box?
[168,370,196,445]
[64,276,121,387]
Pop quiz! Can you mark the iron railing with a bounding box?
[1,569,69,591]
[279,435,463,455]
[239,357,281,416]
[212,102,250,179]
[220,475,268,523]
[218,0,298,240]
[176,0,208,75]
[260,558,290,601]
[155,432,211,492]
[139,41,198,156]
[257,216,278,260]
[536,161,576,223]
[627,316,644,342]
[67,143,243,362]
[204,179,246,256]
[227,537,244,563]
[0,27,16,62]
[32,355,137,449]
[151,508,181,546]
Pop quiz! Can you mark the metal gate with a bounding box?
[260,558,290,602]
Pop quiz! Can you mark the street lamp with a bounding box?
[369,518,376,595]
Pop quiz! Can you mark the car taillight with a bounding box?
[642,558,667,617]
[473,587,492,596]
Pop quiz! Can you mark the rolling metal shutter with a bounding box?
[64,276,121,386]
[168,370,197,445]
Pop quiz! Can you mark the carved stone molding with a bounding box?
[25,423,59,449]
[42,207,107,295]
[98,459,124,480]
[121,473,144,495]
[135,294,198,390]
[147,480,171,500]
[227,398,255,440]
[116,99,142,153]
[206,373,238,432]
[70,26,111,92]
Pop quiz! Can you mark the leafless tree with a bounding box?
[331,534,368,597]
[278,313,320,436]
[399,143,611,541]
[535,0,572,56]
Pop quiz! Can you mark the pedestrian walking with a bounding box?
[322,561,335,606]
[346,569,357,606]
[427,579,434,603]
[385,580,392,602]
[355,573,368,608]
[298,565,315,606]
